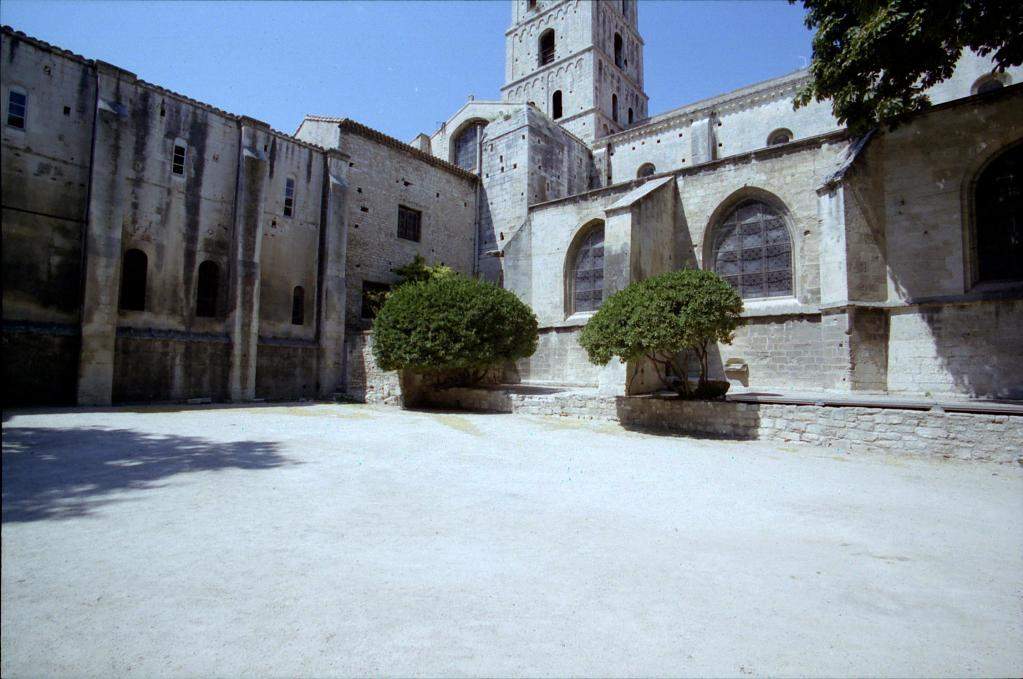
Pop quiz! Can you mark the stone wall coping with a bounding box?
[719,391,1023,416]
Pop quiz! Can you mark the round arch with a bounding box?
[961,137,1023,287]
[448,117,489,172]
[563,218,606,317]
[701,187,798,301]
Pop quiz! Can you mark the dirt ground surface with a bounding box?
[2,403,1021,677]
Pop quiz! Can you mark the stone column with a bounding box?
[316,151,351,398]
[227,117,271,401]
[77,61,137,405]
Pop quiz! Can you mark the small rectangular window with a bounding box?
[361,281,391,320]
[284,177,295,217]
[7,90,26,129]
[397,205,422,242]
[172,143,186,176]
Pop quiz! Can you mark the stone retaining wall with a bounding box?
[616,397,1023,463]
[413,385,1022,463]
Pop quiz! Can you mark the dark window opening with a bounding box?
[119,249,148,311]
[712,200,793,300]
[63,105,71,116]
[570,225,605,314]
[397,205,422,242]
[974,75,1006,95]
[539,29,555,66]
[172,143,186,175]
[283,177,295,217]
[361,281,391,320]
[975,144,1023,283]
[621,0,628,17]
[612,93,619,123]
[195,260,220,318]
[628,107,634,125]
[291,286,305,325]
[552,90,563,119]
[7,90,26,129]
[767,129,793,146]
[528,0,536,8]
[614,33,624,69]
[637,163,656,178]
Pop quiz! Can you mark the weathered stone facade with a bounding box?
[3,0,1022,409]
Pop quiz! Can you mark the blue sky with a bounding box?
[1,1,813,140]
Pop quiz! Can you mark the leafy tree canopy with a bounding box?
[794,0,1022,134]
[372,275,538,385]
[578,269,743,397]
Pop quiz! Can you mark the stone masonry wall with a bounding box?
[617,397,1023,463]
[343,331,401,405]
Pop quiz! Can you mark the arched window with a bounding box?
[291,286,305,325]
[539,29,555,66]
[612,94,619,123]
[614,33,624,69]
[711,200,792,299]
[974,144,1022,283]
[195,260,219,318]
[568,223,605,314]
[767,128,793,146]
[452,121,484,172]
[552,90,563,119]
[628,107,634,125]
[119,249,147,311]
[637,163,656,178]
[972,73,1009,95]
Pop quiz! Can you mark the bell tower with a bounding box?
[500,0,648,143]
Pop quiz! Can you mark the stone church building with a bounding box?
[2,0,1021,407]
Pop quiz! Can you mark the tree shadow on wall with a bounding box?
[2,427,293,523]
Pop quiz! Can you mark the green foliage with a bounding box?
[578,269,743,397]
[391,254,457,287]
[364,255,457,320]
[793,0,1022,134]
[372,275,539,385]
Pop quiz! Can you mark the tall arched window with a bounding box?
[628,107,634,125]
[568,223,605,314]
[539,29,555,66]
[452,121,484,172]
[291,286,305,325]
[975,144,1022,283]
[195,260,220,318]
[637,163,656,178]
[711,200,792,299]
[552,90,563,119]
[614,33,624,69]
[612,94,619,123]
[119,249,148,311]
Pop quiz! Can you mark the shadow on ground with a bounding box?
[2,427,293,523]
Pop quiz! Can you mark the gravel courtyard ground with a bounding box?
[2,403,1021,677]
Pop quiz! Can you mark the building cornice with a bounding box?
[594,69,811,149]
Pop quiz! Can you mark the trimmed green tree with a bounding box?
[578,269,743,398]
[372,275,539,387]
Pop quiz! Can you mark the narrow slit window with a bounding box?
[539,29,555,66]
[195,261,220,318]
[612,94,619,123]
[397,205,422,242]
[614,33,624,69]
[291,286,305,325]
[7,90,26,129]
[552,90,563,120]
[172,143,186,176]
[119,249,148,311]
[284,177,295,217]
